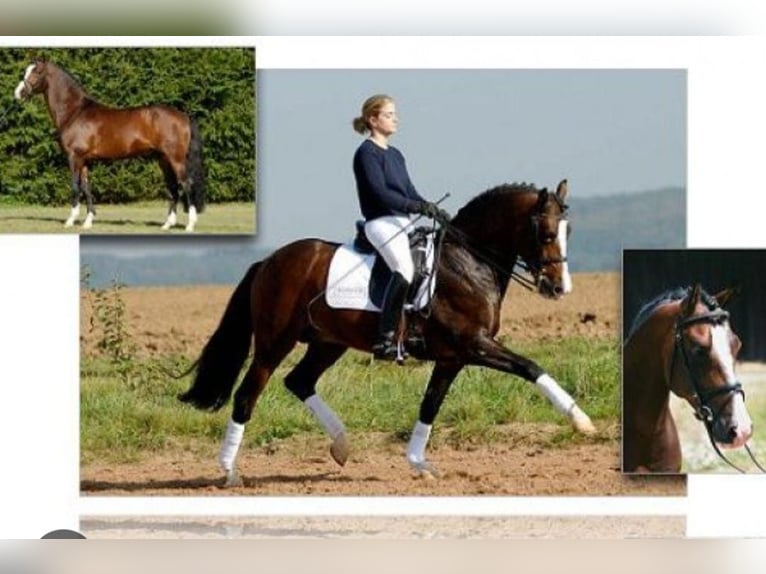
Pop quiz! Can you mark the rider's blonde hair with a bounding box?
[352,94,394,135]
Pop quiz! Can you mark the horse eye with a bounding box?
[690,344,708,358]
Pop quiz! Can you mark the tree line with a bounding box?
[0,47,255,205]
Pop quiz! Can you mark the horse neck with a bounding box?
[42,66,90,131]
[449,191,537,293]
[624,308,678,430]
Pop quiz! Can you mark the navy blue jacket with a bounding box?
[353,139,426,220]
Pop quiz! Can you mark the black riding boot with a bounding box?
[372,272,410,360]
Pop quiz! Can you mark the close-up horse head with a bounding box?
[670,284,752,449]
[523,179,572,299]
[13,57,48,101]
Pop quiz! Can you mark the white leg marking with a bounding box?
[558,220,573,294]
[64,205,80,228]
[219,419,245,486]
[305,395,348,465]
[185,205,198,232]
[82,212,94,229]
[535,373,595,434]
[161,211,177,230]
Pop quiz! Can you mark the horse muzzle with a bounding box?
[14,80,30,101]
[537,275,565,300]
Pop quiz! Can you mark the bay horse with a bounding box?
[623,284,757,473]
[13,57,205,231]
[180,180,596,486]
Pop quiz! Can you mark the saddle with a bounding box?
[325,223,438,315]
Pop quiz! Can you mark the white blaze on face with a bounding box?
[13,64,35,100]
[711,323,752,447]
[557,219,573,294]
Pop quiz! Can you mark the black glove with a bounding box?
[414,201,451,223]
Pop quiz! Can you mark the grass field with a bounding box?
[0,200,255,234]
[80,336,619,465]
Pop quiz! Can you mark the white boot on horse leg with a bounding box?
[305,394,349,466]
[406,421,439,479]
[82,212,94,230]
[161,210,177,231]
[219,419,245,487]
[185,205,198,233]
[64,204,80,228]
[535,373,596,435]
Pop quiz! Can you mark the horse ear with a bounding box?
[556,179,568,201]
[681,284,702,317]
[712,287,738,308]
[537,187,549,209]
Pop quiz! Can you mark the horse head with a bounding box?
[13,57,50,101]
[524,179,572,299]
[672,284,752,449]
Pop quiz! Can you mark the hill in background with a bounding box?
[81,187,685,288]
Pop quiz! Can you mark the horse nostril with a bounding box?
[553,284,563,295]
[727,426,739,442]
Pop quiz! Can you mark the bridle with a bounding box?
[515,194,569,289]
[670,306,765,473]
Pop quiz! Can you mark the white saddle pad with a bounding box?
[325,239,437,312]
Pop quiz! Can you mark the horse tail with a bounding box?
[178,261,261,411]
[185,118,206,213]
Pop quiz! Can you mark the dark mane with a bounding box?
[626,286,719,341]
[47,61,98,106]
[453,182,540,223]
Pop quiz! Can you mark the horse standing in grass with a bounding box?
[623,284,758,473]
[13,57,205,231]
[180,180,595,486]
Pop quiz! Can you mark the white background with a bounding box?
[2,36,766,539]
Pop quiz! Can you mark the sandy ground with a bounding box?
[80,515,685,539]
[80,272,685,497]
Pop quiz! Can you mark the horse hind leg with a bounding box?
[80,165,95,229]
[65,159,85,228]
[159,158,179,231]
[283,342,350,466]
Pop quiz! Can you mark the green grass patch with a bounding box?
[0,200,254,234]
[81,336,619,464]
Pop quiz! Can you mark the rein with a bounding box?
[671,307,766,473]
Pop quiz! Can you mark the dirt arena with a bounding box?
[80,272,685,497]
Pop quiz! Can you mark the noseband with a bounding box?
[670,307,764,473]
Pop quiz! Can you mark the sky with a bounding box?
[82,68,685,257]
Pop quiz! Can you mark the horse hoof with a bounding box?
[82,215,94,229]
[571,406,596,435]
[410,461,440,480]
[64,220,75,228]
[161,223,172,231]
[223,471,243,488]
[330,433,350,467]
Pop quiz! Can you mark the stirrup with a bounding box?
[372,340,399,361]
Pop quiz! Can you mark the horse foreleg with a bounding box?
[468,337,596,435]
[408,362,463,478]
[284,342,349,466]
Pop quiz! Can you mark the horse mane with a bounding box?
[452,182,540,224]
[626,286,720,341]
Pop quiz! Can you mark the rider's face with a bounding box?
[370,102,398,137]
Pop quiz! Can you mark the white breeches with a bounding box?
[364,215,415,282]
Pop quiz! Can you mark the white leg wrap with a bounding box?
[305,395,345,439]
[82,212,94,229]
[218,419,245,472]
[406,421,432,465]
[535,373,575,415]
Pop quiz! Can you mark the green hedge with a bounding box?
[0,47,255,205]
